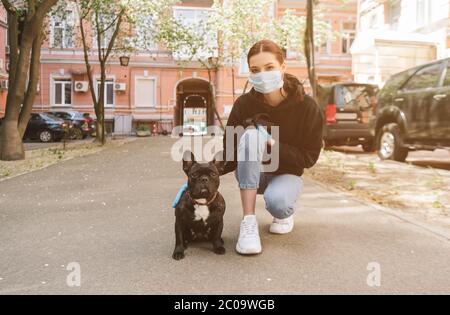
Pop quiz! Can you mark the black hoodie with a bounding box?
[221,73,324,177]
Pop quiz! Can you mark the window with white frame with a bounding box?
[172,7,217,60]
[416,0,433,27]
[135,77,156,107]
[135,16,158,51]
[238,54,250,76]
[96,79,115,107]
[388,0,401,30]
[93,14,116,49]
[53,79,72,106]
[286,49,300,60]
[315,20,332,55]
[341,21,356,54]
[50,10,75,49]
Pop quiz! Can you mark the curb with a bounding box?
[0,137,137,183]
[303,175,450,242]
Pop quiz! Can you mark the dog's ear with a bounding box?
[210,151,225,175]
[182,151,196,175]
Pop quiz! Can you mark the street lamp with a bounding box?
[120,55,130,67]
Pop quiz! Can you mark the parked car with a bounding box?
[47,111,95,140]
[22,113,68,143]
[372,58,450,162]
[182,124,206,136]
[0,114,67,143]
[318,83,379,152]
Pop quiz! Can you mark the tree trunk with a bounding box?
[95,119,104,146]
[95,62,107,145]
[0,0,58,160]
[305,0,317,100]
[0,120,25,160]
[0,29,35,161]
[19,32,43,138]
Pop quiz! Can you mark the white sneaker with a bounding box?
[269,215,294,234]
[236,215,262,255]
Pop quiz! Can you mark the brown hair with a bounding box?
[247,39,304,102]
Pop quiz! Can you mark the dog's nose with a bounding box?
[200,175,209,183]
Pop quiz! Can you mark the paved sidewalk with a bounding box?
[0,137,449,294]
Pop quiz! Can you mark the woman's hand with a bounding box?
[267,138,276,147]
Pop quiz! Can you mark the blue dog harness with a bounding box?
[172,182,189,208]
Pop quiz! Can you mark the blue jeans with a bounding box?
[234,128,303,219]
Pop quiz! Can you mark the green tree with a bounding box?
[75,0,132,145]
[0,0,59,161]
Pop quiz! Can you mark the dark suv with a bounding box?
[318,83,379,152]
[373,58,450,162]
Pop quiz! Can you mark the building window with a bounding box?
[315,21,332,55]
[135,78,156,107]
[341,21,356,54]
[53,79,72,106]
[97,80,115,107]
[172,7,217,60]
[136,21,158,51]
[238,54,250,76]
[388,0,401,30]
[93,14,116,49]
[50,10,75,49]
[416,0,433,26]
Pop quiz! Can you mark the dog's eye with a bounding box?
[210,172,217,177]
[191,173,199,179]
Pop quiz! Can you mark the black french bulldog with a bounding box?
[172,151,226,260]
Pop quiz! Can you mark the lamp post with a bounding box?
[119,55,132,130]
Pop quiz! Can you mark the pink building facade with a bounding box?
[1,0,357,134]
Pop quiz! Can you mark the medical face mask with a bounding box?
[248,70,284,94]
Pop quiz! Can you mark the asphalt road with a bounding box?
[0,137,449,294]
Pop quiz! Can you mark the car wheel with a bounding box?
[39,130,54,143]
[377,123,408,162]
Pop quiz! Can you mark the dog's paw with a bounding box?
[172,251,185,260]
[214,246,226,255]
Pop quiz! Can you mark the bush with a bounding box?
[136,124,150,132]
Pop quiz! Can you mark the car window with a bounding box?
[379,71,409,100]
[72,112,84,119]
[444,62,450,86]
[41,113,61,121]
[335,85,376,110]
[403,63,443,91]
